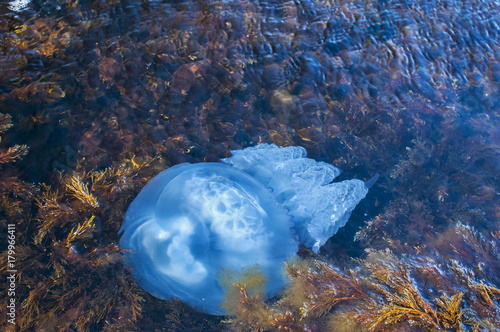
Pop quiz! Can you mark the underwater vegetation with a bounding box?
[0,0,499,330]
[0,113,32,220]
[0,145,159,330]
[221,237,500,332]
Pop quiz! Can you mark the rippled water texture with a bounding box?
[0,0,499,328]
[2,0,498,178]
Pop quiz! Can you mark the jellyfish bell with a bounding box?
[119,162,298,315]
[119,144,372,315]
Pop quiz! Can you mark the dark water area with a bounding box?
[0,0,499,330]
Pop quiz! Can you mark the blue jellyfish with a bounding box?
[119,144,372,315]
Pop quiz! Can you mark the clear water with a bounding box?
[1,0,499,329]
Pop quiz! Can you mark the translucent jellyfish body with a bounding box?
[119,144,371,315]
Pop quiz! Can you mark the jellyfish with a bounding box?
[119,144,373,315]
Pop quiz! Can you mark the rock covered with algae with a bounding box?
[119,144,372,314]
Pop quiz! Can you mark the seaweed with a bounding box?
[284,260,366,319]
[0,114,34,222]
[0,120,162,330]
[220,247,500,332]
[218,267,274,331]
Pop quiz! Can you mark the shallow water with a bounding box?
[0,0,499,329]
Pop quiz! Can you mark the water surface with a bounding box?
[0,0,499,330]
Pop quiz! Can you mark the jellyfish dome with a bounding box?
[119,144,371,315]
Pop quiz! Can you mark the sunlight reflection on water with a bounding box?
[8,0,31,12]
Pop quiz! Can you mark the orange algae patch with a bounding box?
[218,266,274,331]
